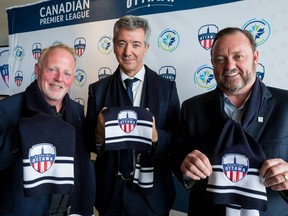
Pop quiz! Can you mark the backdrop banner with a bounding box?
[6,0,288,213]
[0,46,9,95]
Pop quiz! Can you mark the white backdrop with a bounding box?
[7,0,288,112]
[6,0,288,213]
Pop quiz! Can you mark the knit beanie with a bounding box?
[102,106,153,152]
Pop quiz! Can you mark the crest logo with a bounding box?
[222,154,249,183]
[194,65,216,90]
[256,63,265,81]
[98,67,112,80]
[198,24,218,50]
[74,37,86,57]
[32,43,42,60]
[52,41,62,46]
[0,49,9,88]
[97,35,113,55]
[242,18,271,46]
[29,143,56,173]
[74,68,87,87]
[13,45,24,61]
[159,66,176,81]
[31,71,36,82]
[118,110,137,133]
[14,71,23,87]
[158,29,180,52]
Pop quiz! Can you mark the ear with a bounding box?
[144,44,150,56]
[34,63,39,78]
[253,50,259,64]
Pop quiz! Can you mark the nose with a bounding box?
[123,44,132,57]
[225,58,236,71]
[54,71,63,82]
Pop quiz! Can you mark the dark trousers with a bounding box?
[100,176,161,216]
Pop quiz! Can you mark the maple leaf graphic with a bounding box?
[255,28,265,39]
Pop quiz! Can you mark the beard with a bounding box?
[217,68,255,93]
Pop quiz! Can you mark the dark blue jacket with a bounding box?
[0,81,95,216]
[86,65,180,215]
[173,84,288,216]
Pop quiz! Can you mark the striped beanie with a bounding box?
[102,106,153,152]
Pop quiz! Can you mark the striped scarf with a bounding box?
[206,78,267,215]
[19,113,75,197]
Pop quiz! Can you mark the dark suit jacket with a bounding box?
[86,65,180,215]
[172,84,288,216]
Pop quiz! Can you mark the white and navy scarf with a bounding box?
[19,113,76,197]
[206,78,267,216]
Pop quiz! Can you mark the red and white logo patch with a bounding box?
[222,154,249,183]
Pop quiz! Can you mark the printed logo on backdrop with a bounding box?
[159,66,176,81]
[242,18,271,46]
[97,35,113,55]
[39,0,90,26]
[74,98,85,109]
[0,49,9,88]
[74,37,86,57]
[118,110,138,133]
[29,144,56,173]
[74,68,87,87]
[194,65,216,90]
[98,67,112,80]
[126,0,175,13]
[13,45,24,61]
[32,43,42,60]
[222,154,249,182]
[257,63,265,81]
[31,72,36,82]
[14,71,23,87]
[198,24,218,50]
[158,29,180,52]
[52,41,62,46]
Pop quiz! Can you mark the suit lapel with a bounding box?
[246,88,274,142]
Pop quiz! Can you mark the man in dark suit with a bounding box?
[86,15,180,216]
[0,43,95,215]
[172,27,288,216]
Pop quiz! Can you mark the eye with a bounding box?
[47,67,57,73]
[63,71,72,78]
[118,42,126,47]
[213,57,225,64]
[234,54,244,61]
[133,43,141,48]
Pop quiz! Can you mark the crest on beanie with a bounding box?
[118,110,138,134]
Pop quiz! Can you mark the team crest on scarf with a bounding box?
[29,143,56,173]
[222,154,249,183]
[118,110,137,133]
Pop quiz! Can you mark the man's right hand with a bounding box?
[180,149,212,180]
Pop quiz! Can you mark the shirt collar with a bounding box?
[120,65,145,82]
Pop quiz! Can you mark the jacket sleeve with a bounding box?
[0,94,24,170]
